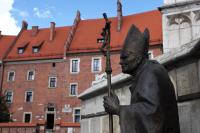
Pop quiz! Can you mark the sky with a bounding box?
[0,0,163,35]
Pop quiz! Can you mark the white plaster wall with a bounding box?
[81,85,131,116]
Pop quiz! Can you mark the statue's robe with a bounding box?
[119,60,180,133]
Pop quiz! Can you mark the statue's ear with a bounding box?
[143,28,150,42]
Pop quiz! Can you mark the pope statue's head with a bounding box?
[120,25,150,74]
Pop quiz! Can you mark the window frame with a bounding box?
[91,57,102,73]
[148,51,154,59]
[7,71,15,82]
[73,108,81,123]
[23,112,32,123]
[70,58,80,74]
[27,70,35,81]
[32,47,40,53]
[25,90,33,102]
[48,76,57,88]
[69,83,78,96]
[18,48,24,54]
[5,90,13,103]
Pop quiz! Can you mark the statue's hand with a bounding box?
[103,92,120,115]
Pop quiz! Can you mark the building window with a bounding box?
[32,41,43,53]
[70,83,78,96]
[18,48,24,54]
[27,70,35,81]
[73,108,81,123]
[25,91,33,102]
[23,112,32,123]
[8,71,15,82]
[18,42,29,54]
[5,91,13,103]
[32,47,39,53]
[148,51,154,59]
[92,57,101,72]
[52,63,56,67]
[49,77,57,88]
[70,58,80,73]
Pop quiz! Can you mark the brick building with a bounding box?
[0,31,16,93]
[0,1,163,131]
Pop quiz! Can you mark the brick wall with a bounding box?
[2,46,161,124]
[2,52,121,123]
[0,122,80,133]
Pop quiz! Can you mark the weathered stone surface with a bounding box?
[164,0,195,5]
[176,63,199,96]
[197,59,200,84]
[178,99,200,133]
[90,117,101,133]
[102,115,120,133]
[81,85,131,116]
[178,102,192,133]
[160,0,200,53]
[81,119,90,133]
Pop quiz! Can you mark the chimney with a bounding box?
[22,20,28,30]
[117,0,123,31]
[31,26,39,36]
[49,22,55,41]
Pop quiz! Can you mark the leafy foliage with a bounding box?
[0,93,11,122]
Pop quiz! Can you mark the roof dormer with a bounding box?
[18,42,29,54]
[32,41,44,53]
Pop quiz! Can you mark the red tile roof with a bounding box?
[6,26,71,61]
[68,10,162,53]
[5,10,162,61]
[0,35,16,60]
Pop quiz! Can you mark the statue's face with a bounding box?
[120,50,142,74]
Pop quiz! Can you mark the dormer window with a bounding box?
[18,42,29,54]
[33,47,39,53]
[18,48,24,54]
[32,41,43,53]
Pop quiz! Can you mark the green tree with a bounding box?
[0,93,11,122]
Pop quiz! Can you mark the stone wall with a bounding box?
[168,60,200,133]
[80,84,130,133]
[164,0,195,5]
[161,1,200,53]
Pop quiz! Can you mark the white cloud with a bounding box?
[13,8,29,18]
[19,11,29,18]
[33,7,53,19]
[0,0,20,35]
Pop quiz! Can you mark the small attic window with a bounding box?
[18,48,24,54]
[32,41,44,53]
[33,47,39,53]
[18,42,29,54]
